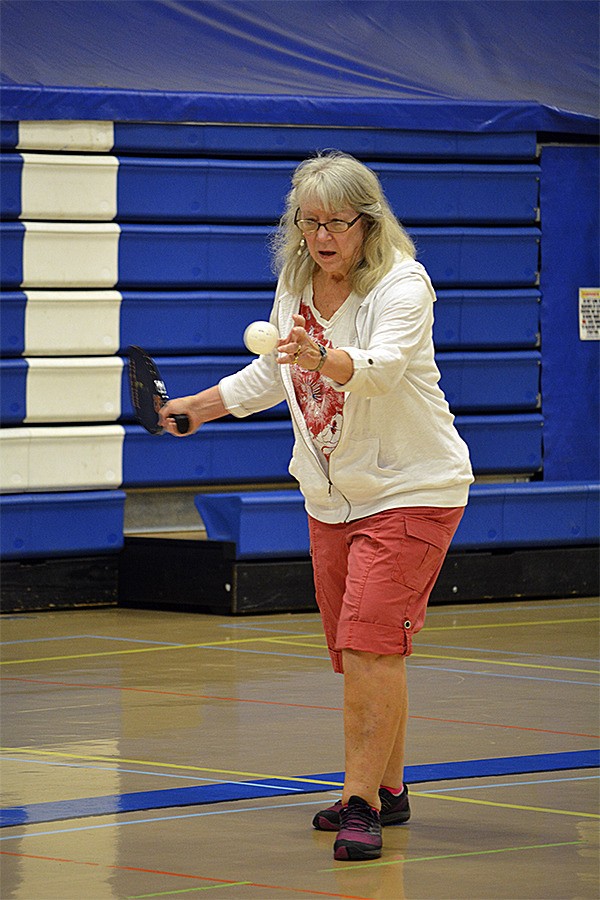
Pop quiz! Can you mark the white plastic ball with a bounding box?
[243,321,280,355]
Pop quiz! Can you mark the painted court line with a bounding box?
[1,617,597,665]
[1,779,594,843]
[0,850,368,900]
[127,882,252,897]
[418,774,599,792]
[5,677,597,738]
[2,749,597,827]
[0,800,333,842]
[322,839,585,873]
[417,641,599,664]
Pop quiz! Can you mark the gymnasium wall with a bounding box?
[0,122,598,565]
[0,1,598,592]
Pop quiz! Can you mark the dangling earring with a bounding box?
[297,237,306,257]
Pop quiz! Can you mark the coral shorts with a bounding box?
[308,506,464,673]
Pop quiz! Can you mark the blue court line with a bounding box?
[2,749,597,829]
[416,642,599,664]
[418,774,600,792]
[202,646,599,683]
[0,799,332,841]
[3,776,598,843]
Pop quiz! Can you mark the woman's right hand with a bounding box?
[159,395,200,436]
[158,385,229,437]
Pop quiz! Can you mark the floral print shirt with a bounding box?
[291,299,345,470]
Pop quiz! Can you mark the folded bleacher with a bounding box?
[0,122,598,611]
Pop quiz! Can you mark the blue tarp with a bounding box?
[1,0,598,132]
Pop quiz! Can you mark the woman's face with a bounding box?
[298,204,365,280]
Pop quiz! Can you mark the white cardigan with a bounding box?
[219,255,473,524]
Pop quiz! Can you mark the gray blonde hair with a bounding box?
[272,151,416,297]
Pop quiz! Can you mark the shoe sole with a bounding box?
[313,815,340,831]
[333,842,382,861]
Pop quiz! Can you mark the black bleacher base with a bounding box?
[119,539,599,615]
[0,556,119,612]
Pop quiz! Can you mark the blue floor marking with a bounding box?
[2,749,597,828]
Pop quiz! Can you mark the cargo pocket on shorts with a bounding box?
[392,518,452,635]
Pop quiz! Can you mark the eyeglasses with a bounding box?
[294,208,363,234]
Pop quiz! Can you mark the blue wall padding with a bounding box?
[0,124,539,160]
[435,290,540,349]
[120,291,274,353]
[3,156,538,225]
[118,225,273,289]
[0,353,540,426]
[195,491,309,557]
[540,146,600,482]
[455,414,542,474]
[0,224,540,289]
[122,422,295,486]
[0,222,24,285]
[107,125,538,159]
[415,228,539,288]
[0,121,19,150]
[116,159,289,224]
[437,351,540,412]
[195,483,600,559]
[0,289,539,357]
[0,491,125,559]
[1,1,597,131]
[0,292,26,355]
[0,359,27,421]
[375,164,539,225]
[120,415,542,487]
[120,289,541,354]
[0,154,22,217]
[115,353,540,422]
[112,225,542,288]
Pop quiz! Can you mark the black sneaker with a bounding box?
[333,796,383,861]
[313,784,410,831]
[379,784,411,825]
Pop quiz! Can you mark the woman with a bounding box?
[160,151,473,861]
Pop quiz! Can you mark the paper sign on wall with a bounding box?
[579,288,600,341]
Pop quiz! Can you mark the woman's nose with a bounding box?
[315,225,332,241]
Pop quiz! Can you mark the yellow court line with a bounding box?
[411,652,598,675]
[0,747,344,788]
[3,748,596,822]
[0,634,320,667]
[411,790,600,819]
[262,636,598,674]
[261,638,327,650]
[2,618,597,666]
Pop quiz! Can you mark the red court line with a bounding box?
[0,850,371,899]
[3,677,599,740]
[409,714,600,740]
[1,677,341,711]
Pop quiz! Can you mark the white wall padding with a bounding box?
[0,425,125,492]
[25,356,124,423]
[22,222,120,288]
[20,153,119,221]
[24,290,122,356]
[17,120,115,153]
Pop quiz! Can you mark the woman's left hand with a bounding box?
[277,313,321,370]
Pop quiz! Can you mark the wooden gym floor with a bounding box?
[1,596,598,899]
